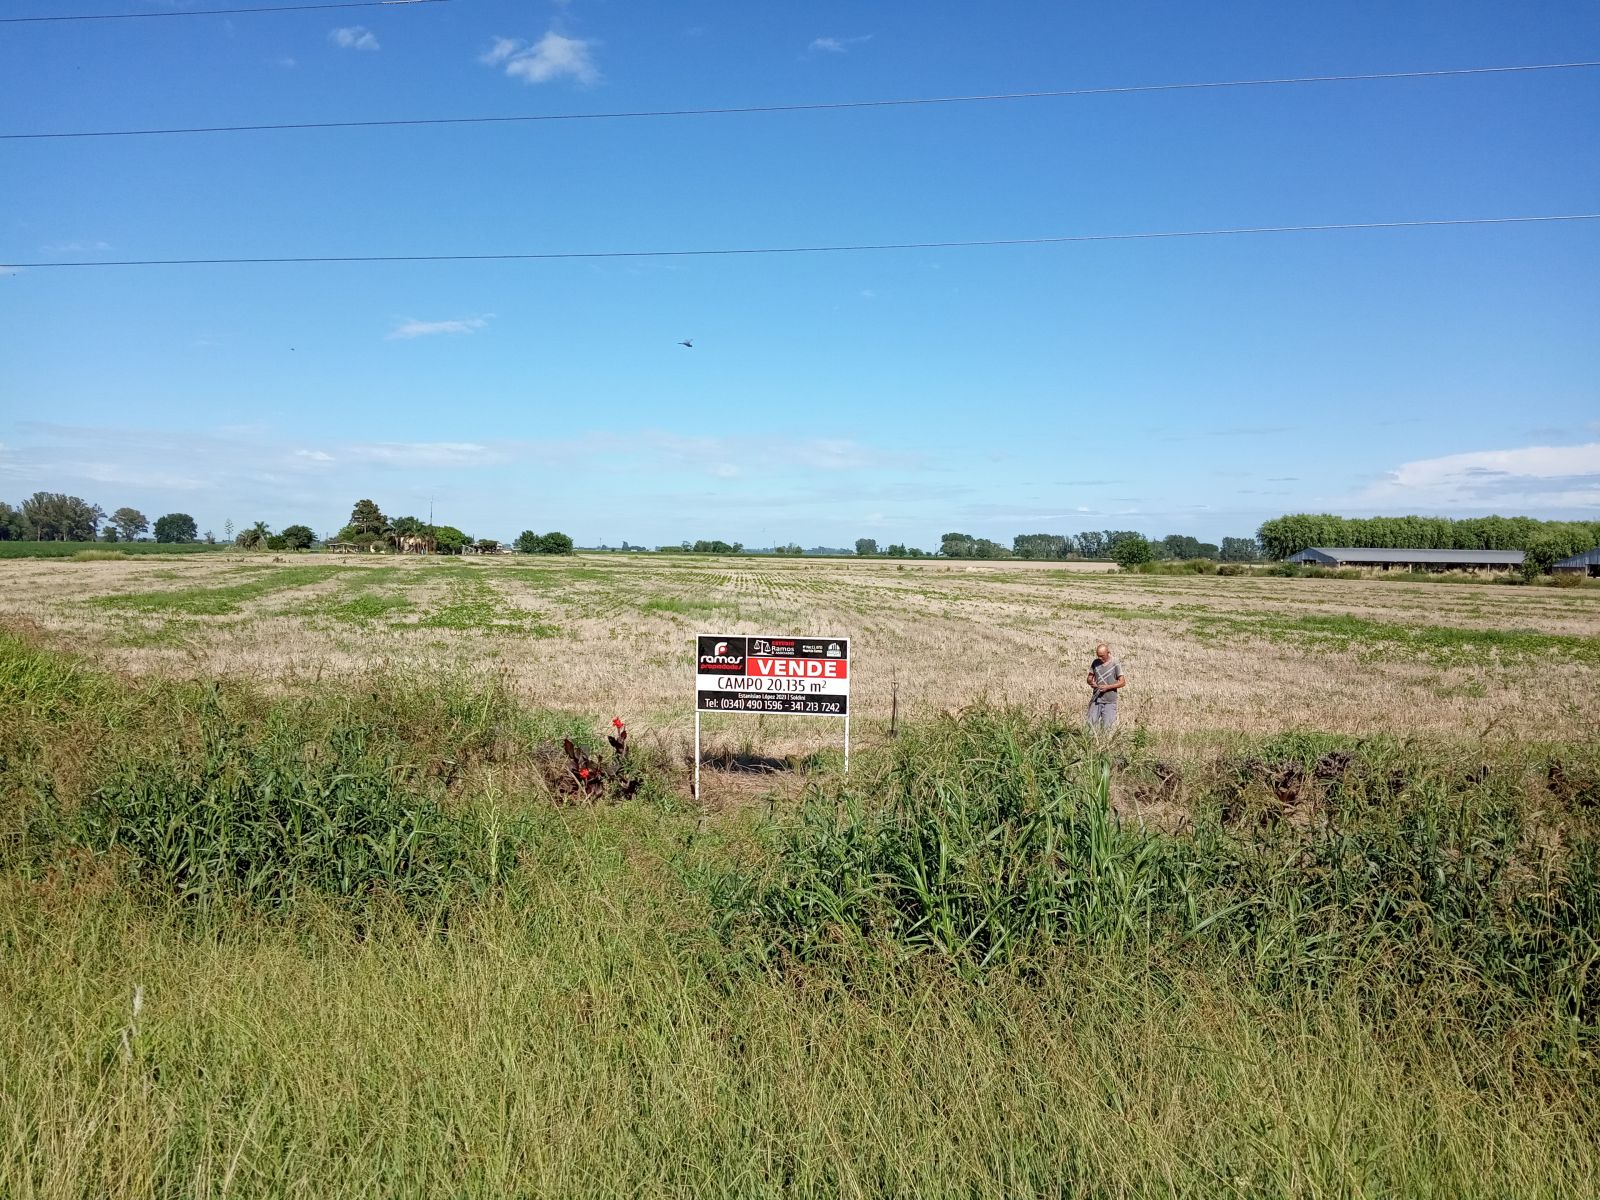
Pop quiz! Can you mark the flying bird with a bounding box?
[678,339,693,348]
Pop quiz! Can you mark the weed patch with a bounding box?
[90,566,341,616]
[420,572,556,635]
[1196,610,1600,663]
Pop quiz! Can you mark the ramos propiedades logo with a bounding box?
[697,635,746,672]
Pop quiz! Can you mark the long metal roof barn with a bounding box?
[1286,547,1525,567]
[1554,545,1600,569]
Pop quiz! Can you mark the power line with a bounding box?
[1,0,447,23]
[5,214,1595,271]
[5,60,1596,141]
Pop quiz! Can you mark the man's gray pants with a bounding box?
[1087,700,1117,730]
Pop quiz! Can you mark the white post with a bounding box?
[843,712,850,775]
[693,709,701,799]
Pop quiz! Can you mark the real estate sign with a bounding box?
[695,635,850,716]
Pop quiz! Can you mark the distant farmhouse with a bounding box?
[1285,547,1525,572]
[1554,545,1600,577]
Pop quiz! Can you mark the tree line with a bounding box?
[334,499,572,555]
[0,492,574,556]
[846,531,1262,563]
[1256,514,1600,566]
[0,493,203,544]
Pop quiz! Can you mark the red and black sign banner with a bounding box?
[695,634,850,716]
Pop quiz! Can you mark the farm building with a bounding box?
[1285,547,1525,572]
[1553,546,1600,577]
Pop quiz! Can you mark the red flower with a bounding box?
[612,717,625,730]
[578,767,591,780]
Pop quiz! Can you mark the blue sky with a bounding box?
[2,0,1597,547]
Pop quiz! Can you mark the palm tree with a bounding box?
[238,521,271,550]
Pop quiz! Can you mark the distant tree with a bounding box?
[348,499,387,538]
[536,531,575,555]
[1013,533,1068,560]
[855,537,879,556]
[1154,534,1218,560]
[0,501,29,540]
[972,538,1012,559]
[153,512,198,543]
[1522,534,1562,582]
[204,530,215,544]
[110,507,149,542]
[88,504,105,540]
[265,535,288,551]
[22,492,98,541]
[690,539,742,554]
[773,543,805,556]
[475,538,499,552]
[940,532,978,558]
[1072,531,1106,559]
[102,526,119,542]
[280,524,316,550]
[514,530,540,554]
[391,515,426,537]
[433,526,469,555]
[1110,533,1153,568]
[237,521,271,550]
[1219,536,1261,563]
[223,519,234,543]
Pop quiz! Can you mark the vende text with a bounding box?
[747,658,848,679]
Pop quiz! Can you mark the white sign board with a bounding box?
[693,634,851,795]
[695,635,849,716]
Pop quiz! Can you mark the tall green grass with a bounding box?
[3,633,1599,1197]
[717,712,1600,1049]
[31,706,526,917]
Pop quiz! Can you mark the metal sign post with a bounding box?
[693,634,850,796]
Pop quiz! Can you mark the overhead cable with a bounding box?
[4,60,1597,141]
[1,0,447,23]
[5,214,1595,271]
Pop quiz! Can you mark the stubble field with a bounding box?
[4,552,1599,1198]
[4,550,1598,752]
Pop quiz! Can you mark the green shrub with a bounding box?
[31,702,530,918]
[718,709,1600,1030]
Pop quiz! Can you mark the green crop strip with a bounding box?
[301,567,419,625]
[419,572,556,636]
[89,566,342,616]
[640,596,737,618]
[1191,610,1600,664]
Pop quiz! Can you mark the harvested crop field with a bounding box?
[4,554,1600,1198]
[3,551,1598,749]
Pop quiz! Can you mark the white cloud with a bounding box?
[386,315,492,340]
[1355,442,1600,510]
[643,432,912,475]
[480,31,598,84]
[346,442,502,468]
[330,26,379,52]
[809,34,872,54]
[294,449,335,464]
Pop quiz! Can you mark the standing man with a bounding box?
[1086,642,1126,730]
